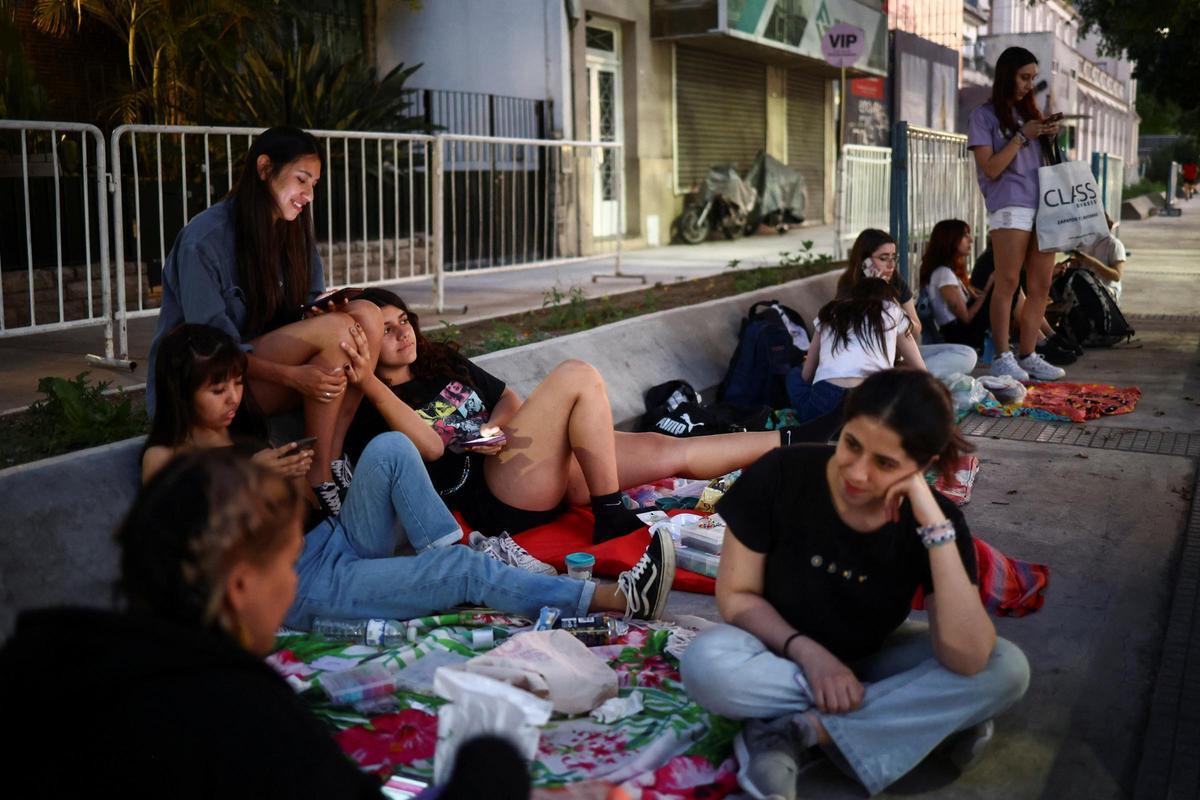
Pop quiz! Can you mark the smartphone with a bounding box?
[301,286,362,314]
[1045,112,1065,123]
[463,432,507,449]
[286,436,318,455]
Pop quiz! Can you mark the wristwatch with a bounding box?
[1013,131,1028,147]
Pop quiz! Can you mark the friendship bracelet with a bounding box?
[781,632,805,658]
[917,519,957,549]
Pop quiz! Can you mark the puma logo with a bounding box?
[656,413,705,436]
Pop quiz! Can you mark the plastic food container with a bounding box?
[565,552,596,581]
[319,662,397,706]
[676,544,720,578]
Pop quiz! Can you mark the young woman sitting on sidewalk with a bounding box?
[1,450,384,797]
[919,219,995,351]
[142,323,678,627]
[680,368,1029,799]
[144,125,385,515]
[837,229,977,379]
[784,279,926,424]
[343,288,785,545]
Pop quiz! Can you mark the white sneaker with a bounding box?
[990,351,1029,382]
[1017,352,1066,381]
[467,531,557,576]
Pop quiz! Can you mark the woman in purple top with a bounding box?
[967,47,1064,383]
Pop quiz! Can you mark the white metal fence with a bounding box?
[890,123,988,294]
[834,145,892,260]
[431,133,624,309]
[0,121,115,362]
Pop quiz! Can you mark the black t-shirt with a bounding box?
[346,358,507,496]
[716,445,977,663]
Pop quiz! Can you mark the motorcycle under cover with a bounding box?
[745,151,807,222]
[699,164,758,212]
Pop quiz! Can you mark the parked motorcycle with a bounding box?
[675,164,757,245]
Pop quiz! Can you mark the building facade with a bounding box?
[374,0,888,252]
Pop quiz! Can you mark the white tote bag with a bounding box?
[1035,159,1109,253]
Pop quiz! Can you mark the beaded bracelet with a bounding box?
[917,519,957,549]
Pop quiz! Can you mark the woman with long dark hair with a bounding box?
[681,369,1029,798]
[919,220,995,350]
[145,126,384,515]
[786,278,927,424]
[342,288,784,546]
[836,229,976,378]
[0,451,384,797]
[967,46,1065,382]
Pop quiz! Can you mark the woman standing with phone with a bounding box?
[967,47,1065,382]
[145,126,384,515]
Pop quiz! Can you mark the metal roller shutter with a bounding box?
[675,46,766,192]
[786,70,828,221]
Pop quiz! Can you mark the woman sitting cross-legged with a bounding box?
[680,368,1030,799]
[784,278,927,425]
[342,288,785,546]
[0,450,384,798]
[142,323,677,625]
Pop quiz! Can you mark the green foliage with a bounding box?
[541,284,588,329]
[0,8,48,119]
[1124,178,1165,198]
[429,320,462,343]
[478,322,523,352]
[1146,137,1200,183]
[29,373,147,452]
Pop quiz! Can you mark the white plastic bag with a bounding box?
[942,372,992,416]
[978,374,1027,405]
[432,667,552,784]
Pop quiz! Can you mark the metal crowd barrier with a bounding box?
[109,125,437,360]
[0,121,120,366]
[1090,152,1125,224]
[890,122,988,293]
[430,133,626,311]
[834,144,892,260]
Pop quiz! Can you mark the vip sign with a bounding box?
[821,23,866,68]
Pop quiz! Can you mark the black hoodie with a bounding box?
[0,607,382,799]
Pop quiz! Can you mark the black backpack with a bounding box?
[717,301,809,407]
[638,380,774,438]
[1053,267,1134,347]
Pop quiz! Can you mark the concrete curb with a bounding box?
[0,269,840,640]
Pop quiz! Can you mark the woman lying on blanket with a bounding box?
[144,125,385,516]
[681,368,1030,799]
[0,450,383,797]
[342,288,785,545]
[141,323,677,626]
[784,278,927,425]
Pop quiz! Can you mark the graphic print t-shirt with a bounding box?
[346,358,507,495]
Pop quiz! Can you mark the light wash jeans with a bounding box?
[286,432,594,628]
[680,622,1029,796]
[919,343,978,379]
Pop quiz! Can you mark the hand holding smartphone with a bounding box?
[286,435,319,455]
[301,287,363,316]
[463,426,507,449]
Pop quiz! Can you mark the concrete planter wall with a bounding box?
[0,269,839,640]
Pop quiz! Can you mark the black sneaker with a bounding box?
[1035,338,1078,366]
[330,453,354,495]
[314,481,342,517]
[616,528,676,620]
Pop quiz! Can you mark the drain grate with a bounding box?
[1125,312,1200,323]
[961,415,1200,457]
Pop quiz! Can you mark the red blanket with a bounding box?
[1022,382,1141,423]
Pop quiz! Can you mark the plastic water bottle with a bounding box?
[312,617,407,648]
[981,332,996,367]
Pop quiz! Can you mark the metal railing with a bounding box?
[835,144,892,260]
[430,133,625,311]
[109,125,437,359]
[1090,152,1124,223]
[890,122,988,294]
[0,121,115,362]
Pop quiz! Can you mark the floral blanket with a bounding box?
[977,382,1141,423]
[271,615,739,798]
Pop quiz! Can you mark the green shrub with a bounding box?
[29,373,147,452]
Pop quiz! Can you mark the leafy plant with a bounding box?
[477,322,523,352]
[29,372,147,452]
[541,284,588,329]
[0,8,49,120]
[429,320,462,343]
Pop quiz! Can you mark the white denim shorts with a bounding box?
[987,205,1036,232]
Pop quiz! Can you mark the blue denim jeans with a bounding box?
[285,432,594,628]
[919,343,979,380]
[785,369,848,424]
[680,622,1030,796]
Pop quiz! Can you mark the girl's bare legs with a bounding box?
[1018,243,1057,358]
[988,228,1032,354]
[248,302,383,485]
